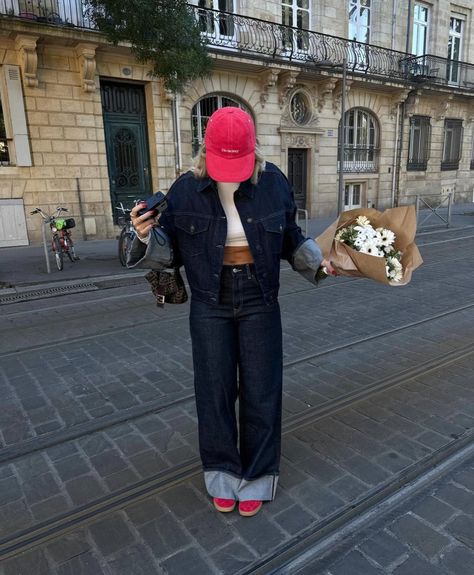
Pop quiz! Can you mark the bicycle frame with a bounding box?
[30,206,78,271]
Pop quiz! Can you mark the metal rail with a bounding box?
[1,3,473,92]
[415,192,454,228]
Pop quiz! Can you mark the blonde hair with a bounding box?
[192,141,266,185]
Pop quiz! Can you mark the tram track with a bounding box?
[0,341,472,563]
[1,228,474,316]
[242,430,474,575]
[1,240,473,357]
[0,299,473,465]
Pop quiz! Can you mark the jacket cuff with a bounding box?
[126,227,173,270]
[291,238,324,286]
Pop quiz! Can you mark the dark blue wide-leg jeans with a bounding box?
[189,264,282,501]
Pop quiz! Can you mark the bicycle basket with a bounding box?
[55,218,75,230]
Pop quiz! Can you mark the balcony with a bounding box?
[338,146,379,174]
[0,0,93,29]
[403,54,474,90]
[1,3,474,93]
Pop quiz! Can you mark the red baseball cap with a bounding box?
[204,107,256,182]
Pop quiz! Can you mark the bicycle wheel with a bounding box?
[118,228,133,267]
[64,236,76,263]
[53,236,63,271]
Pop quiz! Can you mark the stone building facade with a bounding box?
[0,0,473,245]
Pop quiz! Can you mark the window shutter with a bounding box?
[3,65,32,166]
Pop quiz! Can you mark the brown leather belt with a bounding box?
[223,245,254,265]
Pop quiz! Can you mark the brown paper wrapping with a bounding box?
[316,206,423,286]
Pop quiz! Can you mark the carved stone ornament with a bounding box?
[389,88,411,118]
[15,34,39,88]
[332,79,353,114]
[280,87,320,130]
[278,70,299,108]
[75,43,98,93]
[260,68,280,108]
[283,133,317,148]
[404,89,423,118]
[317,77,337,112]
[435,93,454,121]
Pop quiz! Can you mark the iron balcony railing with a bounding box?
[2,3,474,92]
[338,146,379,173]
[0,0,93,28]
[403,54,474,90]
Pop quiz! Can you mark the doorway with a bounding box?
[100,81,152,222]
[288,148,308,209]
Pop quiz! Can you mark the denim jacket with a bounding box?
[127,162,323,305]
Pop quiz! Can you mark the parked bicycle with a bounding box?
[116,202,137,267]
[30,206,79,271]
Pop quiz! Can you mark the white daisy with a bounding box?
[356,215,371,227]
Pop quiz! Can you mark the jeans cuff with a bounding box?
[204,470,278,501]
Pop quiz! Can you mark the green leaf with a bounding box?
[85,0,212,92]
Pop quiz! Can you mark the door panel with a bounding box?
[100,82,152,221]
[288,148,308,210]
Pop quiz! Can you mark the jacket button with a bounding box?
[190,225,195,232]
[247,217,253,223]
[279,224,283,231]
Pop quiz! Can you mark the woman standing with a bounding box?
[128,107,335,517]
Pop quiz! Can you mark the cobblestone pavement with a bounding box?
[0,224,473,574]
[297,453,474,575]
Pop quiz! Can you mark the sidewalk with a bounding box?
[1,205,473,289]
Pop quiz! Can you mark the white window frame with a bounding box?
[412,3,430,56]
[197,0,236,42]
[344,183,362,210]
[348,0,371,44]
[348,0,371,69]
[447,14,464,85]
[281,0,311,54]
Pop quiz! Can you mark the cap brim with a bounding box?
[206,150,255,183]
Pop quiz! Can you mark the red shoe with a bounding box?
[213,497,236,512]
[239,500,263,517]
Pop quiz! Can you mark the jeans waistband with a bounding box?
[222,263,255,277]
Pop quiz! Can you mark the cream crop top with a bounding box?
[217,182,249,247]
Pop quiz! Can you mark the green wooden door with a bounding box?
[100,81,152,221]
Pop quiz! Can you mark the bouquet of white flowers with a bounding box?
[316,206,423,286]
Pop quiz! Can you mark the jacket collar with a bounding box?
[197,177,254,198]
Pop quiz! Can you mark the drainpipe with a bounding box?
[175,93,182,174]
[393,100,406,208]
[170,92,182,178]
[391,103,401,207]
[337,57,347,215]
[406,0,413,54]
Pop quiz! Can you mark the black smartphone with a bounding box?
[137,191,168,218]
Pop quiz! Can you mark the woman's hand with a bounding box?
[321,258,337,276]
[130,202,157,240]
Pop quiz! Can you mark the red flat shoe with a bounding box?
[238,500,262,517]
[213,497,236,512]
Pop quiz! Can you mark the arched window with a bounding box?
[191,94,250,156]
[340,108,379,172]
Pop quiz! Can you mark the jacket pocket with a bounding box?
[175,214,210,256]
[261,212,285,254]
